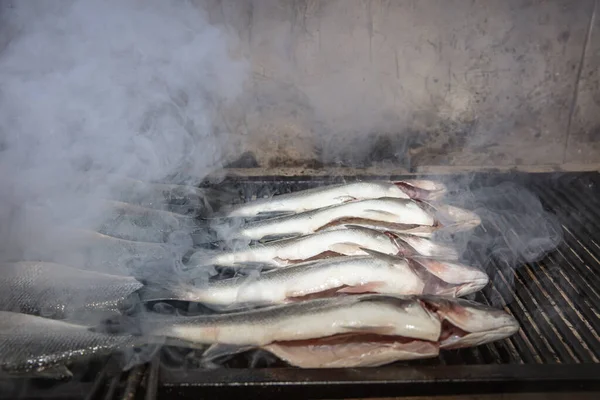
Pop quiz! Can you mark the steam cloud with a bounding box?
[0,0,565,375]
[0,0,246,272]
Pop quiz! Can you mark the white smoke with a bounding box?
[0,0,247,270]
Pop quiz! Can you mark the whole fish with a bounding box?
[137,294,442,348]
[217,180,447,218]
[0,261,143,319]
[315,203,482,238]
[151,250,487,307]
[134,294,517,368]
[230,198,437,241]
[187,226,459,268]
[0,311,139,379]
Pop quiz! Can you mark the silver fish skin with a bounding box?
[97,200,197,243]
[151,255,425,306]
[139,295,442,347]
[187,226,402,268]
[155,250,487,307]
[0,262,143,319]
[34,229,175,276]
[0,311,138,379]
[219,180,447,218]
[188,226,460,268]
[419,296,520,349]
[315,203,482,238]
[233,198,435,241]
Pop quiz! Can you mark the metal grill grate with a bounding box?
[3,172,600,399]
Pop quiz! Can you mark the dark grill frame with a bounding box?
[2,171,600,399]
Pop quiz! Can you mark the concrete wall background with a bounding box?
[205,0,600,171]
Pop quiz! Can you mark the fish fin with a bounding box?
[336,282,387,294]
[333,195,358,203]
[202,344,255,362]
[359,247,402,263]
[328,242,363,255]
[338,224,382,233]
[256,211,295,218]
[35,365,73,380]
[259,234,301,243]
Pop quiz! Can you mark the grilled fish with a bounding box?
[137,294,442,347]
[228,198,481,242]
[0,311,139,379]
[218,180,447,218]
[0,261,143,319]
[134,294,517,368]
[152,250,487,307]
[230,198,436,241]
[187,226,459,268]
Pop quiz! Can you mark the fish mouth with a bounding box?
[423,278,488,298]
[436,205,482,229]
[419,297,520,349]
[416,202,481,232]
[439,320,520,349]
[393,180,447,201]
[407,258,489,297]
[387,233,460,260]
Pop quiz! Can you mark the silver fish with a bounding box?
[187,226,459,268]
[139,294,442,347]
[152,251,487,307]
[420,296,520,349]
[0,311,139,379]
[317,203,482,238]
[135,294,517,368]
[232,198,436,241]
[0,261,143,319]
[218,180,447,218]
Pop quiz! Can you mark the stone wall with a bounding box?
[203,0,600,171]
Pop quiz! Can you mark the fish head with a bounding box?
[408,257,489,297]
[417,202,481,232]
[386,232,460,259]
[419,296,519,349]
[393,180,447,200]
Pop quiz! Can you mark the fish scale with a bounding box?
[0,312,138,378]
[0,262,143,318]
